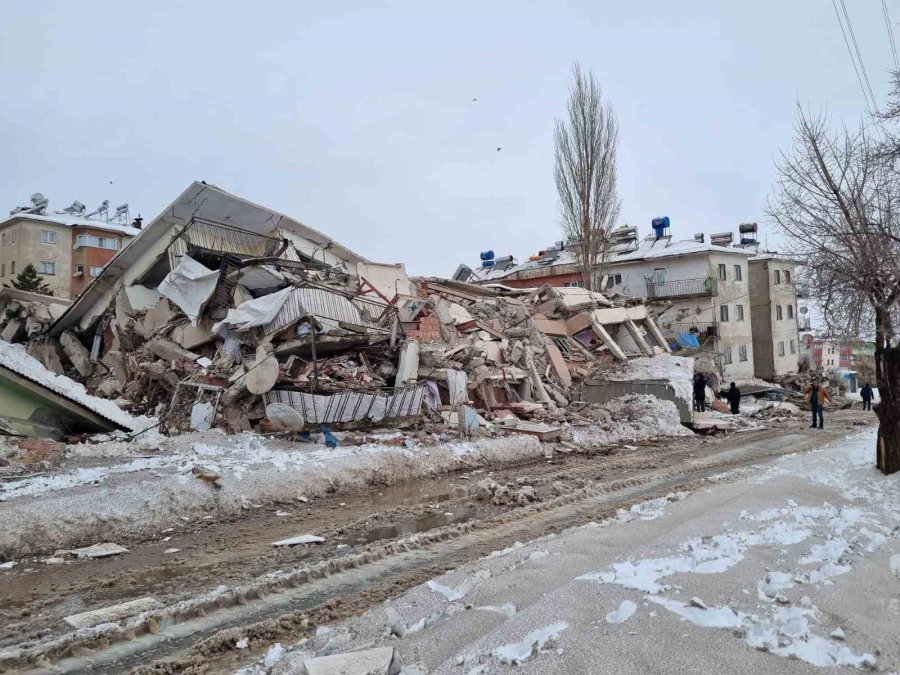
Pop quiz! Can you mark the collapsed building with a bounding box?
[0,182,688,441]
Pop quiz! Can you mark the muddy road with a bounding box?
[0,411,873,673]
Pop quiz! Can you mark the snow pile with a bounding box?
[602,354,695,407]
[492,621,569,665]
[572,394,692,446]
[605,600,637,624]
[0,340,147,432]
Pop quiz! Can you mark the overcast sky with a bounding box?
[1,1,896,276]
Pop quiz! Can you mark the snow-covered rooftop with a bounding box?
[0,212,141,237]
[0,340,142,430]
[610,237,758,263]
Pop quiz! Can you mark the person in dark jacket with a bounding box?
[726,382,741,414]
[860,383,874,411]
[806,380,831,429]
[693,373,707,412]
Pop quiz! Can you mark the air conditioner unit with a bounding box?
[73,270,83,277]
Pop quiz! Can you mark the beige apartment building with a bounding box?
[0,197,140,299]
[748,254,800,378]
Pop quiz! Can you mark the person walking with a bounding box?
[693,373,707,412]
[805,379,831,429]
[726,382,741,415]
[860,383,875,411]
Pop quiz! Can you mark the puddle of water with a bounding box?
[339,510,473,546]
[368,482,475,507]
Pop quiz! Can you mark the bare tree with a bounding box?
[554,63,620,290]
[767,105,900,474]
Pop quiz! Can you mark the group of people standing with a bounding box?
[691,371,877,430]
[692,373,742,414]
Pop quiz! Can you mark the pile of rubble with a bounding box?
[0,183,686,444]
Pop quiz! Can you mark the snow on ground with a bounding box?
[0,429,548,557]
[243,427,900,674]
[845,388,878,402]
[572,394,693,446]
[0,340,152,432]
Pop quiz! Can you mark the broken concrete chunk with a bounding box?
[304,647,400,675]
[60,330,94,377]
[64,597,163,629]
[145,337,201,363]
[272,534,325,547]
[69,542,130,559]
[142,298,177,336]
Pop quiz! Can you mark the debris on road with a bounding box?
[64,597,163,629]
[272,534,326,547]
[67,542,129,559]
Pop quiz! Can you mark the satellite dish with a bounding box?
[800,306,808,314]
[266,403,305,432]
[246,345,280,395]
[30,192,45,204]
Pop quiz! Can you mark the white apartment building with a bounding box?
[605,234,757,381]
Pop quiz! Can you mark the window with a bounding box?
[790,340,796,354]
[720,304,729,322]
[2,233,6,247]
[736,304,744,321]
[607,273,622,286]
[718,264,727,280]
[10,261,15,275]
[784,270,791,284]
[776,305,783,320]
[39,261,55,275]
[74,234,119,250]
[11,230,16,244]
[73,264,84,277]
[1,264,5,278]
[724,347,733,364]
[778,341,786,356]
[739,345,748,361]
[734,264,742,281]
[90,265,104,277]
[787,305,794,319]
[41,230,57,245]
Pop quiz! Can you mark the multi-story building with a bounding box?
[0,195,140,299]
[811,339,853,371]
[601,231,757,381]
[748,254,800,378]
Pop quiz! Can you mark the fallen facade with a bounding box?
[0,183,689,443]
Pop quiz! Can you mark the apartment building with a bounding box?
[748,254,800,378]
[0,196,139,298]
[602,233,757,381]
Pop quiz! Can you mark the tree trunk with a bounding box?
[875,345,900,474]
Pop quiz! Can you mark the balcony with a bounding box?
[666,321,719,341]
[646,277,717,300]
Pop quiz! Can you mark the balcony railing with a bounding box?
[646,277,716,300]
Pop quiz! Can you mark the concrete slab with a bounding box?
[304,647,398,675]
[64,597,162,629]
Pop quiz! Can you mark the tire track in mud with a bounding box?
[2,418,871,674]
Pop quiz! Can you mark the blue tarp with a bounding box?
[676,333,701,349]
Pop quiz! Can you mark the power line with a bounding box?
[839,0,879,112]
[830,0,877,113]
[881,0,900,72]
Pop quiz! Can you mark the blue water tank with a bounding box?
[479,250,495,262]
[482,259,495,268]
[651,216,670,238]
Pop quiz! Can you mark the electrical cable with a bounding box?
[840,0,880,112]
[882,0,900,72]
[831,0,877,113]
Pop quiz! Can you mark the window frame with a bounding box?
[41,230,57,245]
[717,264,727,281]
[739,344,748,362]
[776,305,783,320]
[720,304,729,322]
[778,341,786,356]
[39,260,56,275]
[733,264,742,281]
[736,304,744,321]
